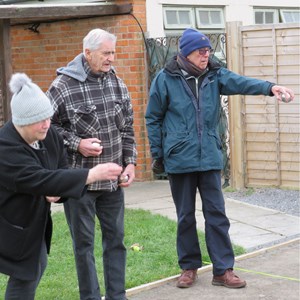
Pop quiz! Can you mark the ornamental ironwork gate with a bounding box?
[145,33,230,187]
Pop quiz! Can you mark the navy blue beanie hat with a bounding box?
[179,28,211,57]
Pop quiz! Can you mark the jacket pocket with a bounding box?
[114,100,126,130]
[207,130,222,149]
[164,132,190,157]
[163,131,200,172]
[73,104,100,136]
[205,130,223,166]
[0,215,29,261]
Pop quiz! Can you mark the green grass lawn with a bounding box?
[0,208,245,299]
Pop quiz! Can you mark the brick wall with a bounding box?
[10,0,153,181]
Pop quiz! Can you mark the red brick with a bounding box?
[11,5,151,181]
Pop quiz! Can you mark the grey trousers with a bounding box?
[64,188,127,300]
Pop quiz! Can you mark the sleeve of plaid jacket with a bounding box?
[117,76,137,166]
[46,82,81,152]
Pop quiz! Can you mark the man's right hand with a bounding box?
[78,138,103,157]
[87,163,122,184]
[152,158,165,174]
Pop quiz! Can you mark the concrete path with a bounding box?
[127,239,300,300]
[52,180,300,300]
[123,180,300,251]
[122,181,300,300]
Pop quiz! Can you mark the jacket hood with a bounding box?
[164,56,181,75]
[57,53,87,82]
[56,53,116,82]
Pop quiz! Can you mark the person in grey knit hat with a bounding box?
[0,73,122,300]
[10,73,54,126]
[146,28,294,290]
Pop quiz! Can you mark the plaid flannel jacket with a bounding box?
[47,56,137,191]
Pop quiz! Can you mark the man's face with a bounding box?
[187,47,212,70]
[85,39,116,73]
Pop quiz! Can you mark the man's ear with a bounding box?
[85,49,91,60]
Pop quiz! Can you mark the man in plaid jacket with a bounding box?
[47,28,137,300]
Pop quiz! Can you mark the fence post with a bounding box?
[0,19,12,126]
[226,21,245,189]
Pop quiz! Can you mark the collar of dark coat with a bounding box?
[164,55,221,76]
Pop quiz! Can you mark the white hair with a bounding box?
[83,28,117,55]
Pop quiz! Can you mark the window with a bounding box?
[163,7,194,29]
[280,9,300,23]
[162,6,226,63]
[163,6,224,31]
[254,8,300,24]
[254,9,279,24]
[195,8,225,29]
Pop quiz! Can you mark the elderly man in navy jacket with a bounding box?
[146,28,294,289]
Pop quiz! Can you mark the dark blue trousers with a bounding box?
[168,170,234,276]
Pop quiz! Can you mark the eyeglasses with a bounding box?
[198,48,214,55]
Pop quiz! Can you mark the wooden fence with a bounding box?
[227,22,299,189]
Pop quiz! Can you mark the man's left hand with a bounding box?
[271,85,294,103]
[118,163,135,187]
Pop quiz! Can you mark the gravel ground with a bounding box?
[223,187,300,217]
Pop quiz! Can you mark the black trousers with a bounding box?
[168,170,235,275]
[5,241,47,300]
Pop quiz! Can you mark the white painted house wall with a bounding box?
[146,0,300,37]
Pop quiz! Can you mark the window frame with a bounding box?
[280,9,300,23]
[163,7,195,29]
[195,7,225,29]
[253,8,279,24]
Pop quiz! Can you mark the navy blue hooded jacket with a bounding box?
[145,57,274,174]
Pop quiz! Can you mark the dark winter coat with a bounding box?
[0,121,88,280]
[145,57,274,174]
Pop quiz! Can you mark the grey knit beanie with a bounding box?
[9,73,54,126]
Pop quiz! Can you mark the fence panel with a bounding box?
[240,23,299,188]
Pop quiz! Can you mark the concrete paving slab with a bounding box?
[242,213,300,235]
[225,198,277,218]
[127,239,300,300]
[124,181,172,203]
[51,202,63,213]
[125,197,174,211]
[152,208,178,222]
[123,181,300,251]
[228,222,285,249]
